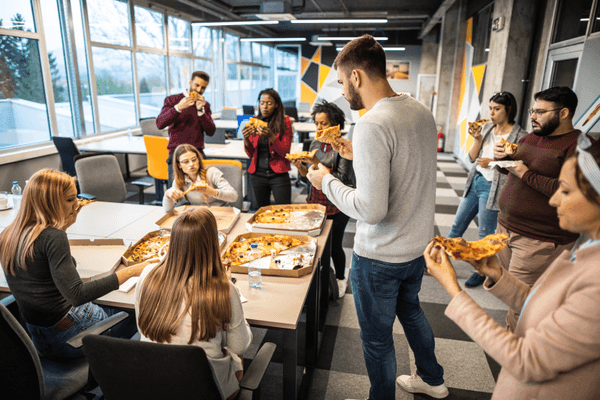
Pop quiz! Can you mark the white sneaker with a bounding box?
[337,279,347,298]
[396,371,449,398]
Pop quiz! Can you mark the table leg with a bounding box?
[305,256,320,367]
[124,154,131,180]
[319,229,332,331]
[283,329,298,400]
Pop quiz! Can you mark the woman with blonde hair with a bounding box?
[135,208,252,400]
[0,168,154,359]
[163,143,238,212]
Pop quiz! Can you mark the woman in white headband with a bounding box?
[423,133,600,399]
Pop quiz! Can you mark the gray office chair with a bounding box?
[0,295,128,400]
[140,117,168,137]
[74,153,151,203]
[205,161,244,210]
[297,102,311,114]
[221,108,238,120]
[83,335,276,400]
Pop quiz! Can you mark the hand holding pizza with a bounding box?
[176,95,196,111]
[306,163,331,191]
[195,93,206,109]
[242,123,256,139]
[291,159,309,177]
[423,241,463,298]
[331,137,353,160]
[257,125,276,142]
[165,187,185,202]
[467,255,503,283]
[493,140,509,160]
[116,258,159,285]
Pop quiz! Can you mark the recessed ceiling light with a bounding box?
[318,36,388,41]
[192,21,280,27]
[241,37,307,42]
[291,19,387,24]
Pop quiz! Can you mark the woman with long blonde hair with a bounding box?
[135,208,252,400]
[163,143,238,212]
[0,169,154,359]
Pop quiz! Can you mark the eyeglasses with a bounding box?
[528,108,563,117]
[492,91,508,97]
[179,157,199,166]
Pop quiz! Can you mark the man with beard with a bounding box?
[494,86,581,332]
[307,35,448,399]
[156,71,216,184]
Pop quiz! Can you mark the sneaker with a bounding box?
[337,279,347,298]
[397,371,449,398]
[465,272,486,287]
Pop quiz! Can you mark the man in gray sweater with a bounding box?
[307,35,448,399]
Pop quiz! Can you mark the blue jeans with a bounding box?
[351,253,444,400]
[27,302,138,359]
[449,172,499,240]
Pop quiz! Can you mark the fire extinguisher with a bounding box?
[437,131,445,152]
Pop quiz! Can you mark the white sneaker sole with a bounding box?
[396,378,449,399]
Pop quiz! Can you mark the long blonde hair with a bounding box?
[137,208,231,344]
[0,169,76,275]
[172,144,208,190]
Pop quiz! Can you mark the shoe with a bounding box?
[337,279,347,298]
[465,272,486,287]
[397,371,449,398]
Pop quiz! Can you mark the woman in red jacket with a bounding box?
[242,88,293,208]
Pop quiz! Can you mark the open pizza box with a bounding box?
[69,239,127,282]
[156,206,240,234]
[246,204,326,237]
[224,232,317,278]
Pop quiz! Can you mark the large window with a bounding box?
[552,0,593,43]
[137,52,166,118]
[135,5,164,49]
[88,0,131,47]
[168,16,190,53]
[275,46,299,104]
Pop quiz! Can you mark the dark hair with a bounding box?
[573,137,600,207]
[257,88,286,139]
[191,71,210,83]
[333,34,386,79]
[311,100,346,130]
[490,91,518,123]
[534,86,578,117]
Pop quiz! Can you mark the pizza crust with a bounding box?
[183,180,208,195]
[315,125,341,144]
[432,233,509,261]
[285,148,318,161]
[77,199,96,207]
[499,138,518,155]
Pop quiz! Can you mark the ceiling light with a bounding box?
[382,47,405,51]
[310,41,333,46]
[318,36,388,41]
[291,19,387,24]
[241,37,307,42]
[485,48,490,52]
[192,21,280,27]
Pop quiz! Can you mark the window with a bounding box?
[137,52,166,118]
[593,3,600,33]
[169,56,192,94]
[550,58,579,88]
[471,4,493,65]
[252,43,261,64]
[194,58,213,105]
[225,33,239,61]
[0,0,36,32]
[241,41,252,63]
[192,25,212,58]
[135,5,164,49]
[88,0,131,47]
[552,0,593,43]
[226,63,239,108]
[168,16,190,53]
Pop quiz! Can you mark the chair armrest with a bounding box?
[66,311,129,349]
[239,342,276,391]
[131,180,153,188]
[0,294,16,307]
[78,193,96,200]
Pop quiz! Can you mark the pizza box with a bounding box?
[69,239,127,282]
[156,206,240,234]
[223,232,317,278]
[246,204,326,237]
[122,229,227,266]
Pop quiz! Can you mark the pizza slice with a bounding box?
[77,198,96,208]
[432,233,509,261]
[254,208,292,224]
[249,117,268,129]
[285,148,318,161]
[223,234,308,265]
[127,235,170,263]
[315,125,341,144]
[189,91,199,101]
[468,119,490,135]
[183,180,208,195]
[499,138,518,155]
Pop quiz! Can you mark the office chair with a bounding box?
[139,117,168,137]
[221,107,238,120]
[203,159,244,210]
[143,135,170,205]
[284,106,299,122]
[297,102,311,114]
[83,335,276,400]
[52,136,80,177]
[0,295,128,400]
[74,153,151,203]
[242,105,254,115]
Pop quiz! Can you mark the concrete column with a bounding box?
[417,28,440,108]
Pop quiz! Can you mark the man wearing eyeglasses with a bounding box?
[494,86,581,332]
[156,71,216,185]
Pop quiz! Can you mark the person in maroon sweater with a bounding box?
[242,88,293,208]
[156,71,216,184]
[494,86,581,331]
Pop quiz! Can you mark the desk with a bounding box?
[0,203,331,400]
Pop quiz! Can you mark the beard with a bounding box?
[532,113,560,137]
[346,84,365,110]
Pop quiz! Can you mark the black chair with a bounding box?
[83,335,276,400]
[0,295,128,400]
[284,106,299,122]
[52,136,80,177]
[242,105,254,115]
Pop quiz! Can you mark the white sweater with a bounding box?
[322,94,437,263]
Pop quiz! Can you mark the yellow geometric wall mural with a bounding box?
[319,65,330,91]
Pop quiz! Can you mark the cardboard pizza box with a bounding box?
[156,206,240,234]
[223,232,317,278]
[69,239,127,282]
[246,204,326,237]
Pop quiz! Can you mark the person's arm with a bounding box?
[156,96,181,130]
[226,284,253,355]
[208,167,238,203]
[199,102,216,137]
[268,116,293,158]
[468,124,486,161]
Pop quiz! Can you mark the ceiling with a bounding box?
[162,0,450,45]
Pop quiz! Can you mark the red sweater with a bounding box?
[156,93,216,152]
[244,115,293,174]
[497,130,580,244]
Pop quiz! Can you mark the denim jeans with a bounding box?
[351,253,444,400]
[448,172,499,240]
[249,171,291,209]
[27,302,138,359]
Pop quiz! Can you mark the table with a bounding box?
[0,202,331,399]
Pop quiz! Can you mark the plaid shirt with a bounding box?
[307,186,340,216]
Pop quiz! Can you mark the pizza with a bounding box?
[315,125,341,144]
[222,234,307,266]
[285,148,318,161]
[189,91,199,101]
[432,233,509,261]
[468,119,490,135]
[499,138,518,155]
[249,117,268,129]
[127,234,170,263]
[183,180,208,195]
[254,208,295,224]
[77,198,96,207]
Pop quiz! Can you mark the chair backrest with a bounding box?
[140,117,168,137]
[0,302,44,400]
[82,335,222,400]
[74,154,128,203]
[298,102,311,113]
[143,135,170,181]
[242,105,254,115]
[284,106,298,121]
[221,108,237,120]
[52,136,80,176]
[203,159,243,210]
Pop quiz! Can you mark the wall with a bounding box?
[572,35,600,133]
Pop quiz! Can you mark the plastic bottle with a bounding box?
[11,181,22,211]
[248,243,262,288]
